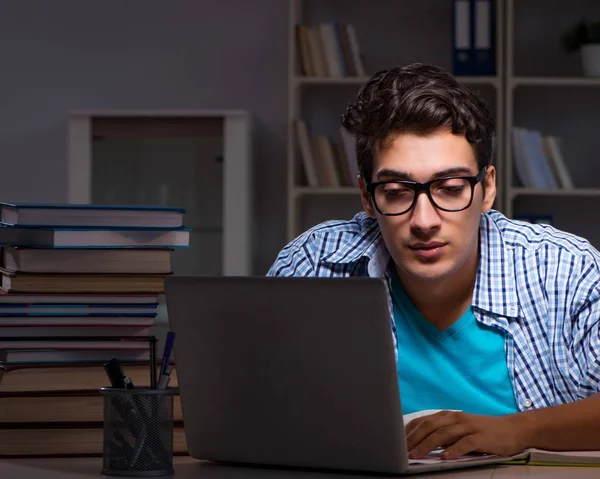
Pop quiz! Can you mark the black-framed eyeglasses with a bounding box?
[366,167,487,216]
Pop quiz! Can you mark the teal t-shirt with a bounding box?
[390,269,519,416]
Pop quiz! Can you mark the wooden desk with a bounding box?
[0,457,598,479]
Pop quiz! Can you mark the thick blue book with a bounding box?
[0,202,185,229]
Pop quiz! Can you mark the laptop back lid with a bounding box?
[165,276,408,474]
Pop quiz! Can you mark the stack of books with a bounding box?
[0,202,190,457]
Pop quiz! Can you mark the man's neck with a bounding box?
[395,253,479,331]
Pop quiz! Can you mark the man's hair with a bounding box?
[341,63,495,183]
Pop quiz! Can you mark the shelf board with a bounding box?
[294,75,499,87]
[511,188,600,197]
[294,186,360,196]
[512,77,600,88]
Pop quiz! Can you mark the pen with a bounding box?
[159,332,175,376]
[104,358,134,389]
[149,335,157,389]
[157,364,173,389]
[157,331,175,389]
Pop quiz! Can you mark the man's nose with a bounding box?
[409,191,442,233]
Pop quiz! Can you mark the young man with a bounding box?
[268,63,600,459]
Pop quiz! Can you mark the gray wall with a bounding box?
[0,0,288,274]
[3,0,600,271]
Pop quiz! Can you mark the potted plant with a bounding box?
[561,19,600,77]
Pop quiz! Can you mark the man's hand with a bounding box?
[405,410,527,460]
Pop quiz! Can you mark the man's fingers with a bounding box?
[440,435,479,460]
[408,423,472,459]
[406,415,451,451]
[405,411,455,438]
[406,411,465,451]
[406,419,445,451]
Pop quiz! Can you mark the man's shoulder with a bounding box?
[267,212,379,276]
[293,211,376,245]
[485,209,600,262]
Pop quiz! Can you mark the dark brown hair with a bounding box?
[341,63,495,183]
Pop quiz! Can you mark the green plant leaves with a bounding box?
[560,19,600,53]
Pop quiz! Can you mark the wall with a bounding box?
[3,0,600,271]
[0,0,289,274]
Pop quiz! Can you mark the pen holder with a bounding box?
[100,387,179,477]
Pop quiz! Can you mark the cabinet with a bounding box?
[67,109,253,276]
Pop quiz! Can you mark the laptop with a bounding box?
[165,276,513,475]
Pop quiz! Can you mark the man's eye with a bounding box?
[439,186,465,193]
[383,188,411,196]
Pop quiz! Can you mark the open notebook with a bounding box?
[508,449,600,467]
[403,410,600,467]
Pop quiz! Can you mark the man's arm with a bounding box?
[516,392,600,450]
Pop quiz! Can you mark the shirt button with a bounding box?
[523,399,532,408]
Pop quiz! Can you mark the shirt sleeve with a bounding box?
[266,240,315,277]
[569,257,600,397]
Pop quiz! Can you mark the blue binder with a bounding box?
[452,0,496,76]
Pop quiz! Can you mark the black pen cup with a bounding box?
[100,387,179,477]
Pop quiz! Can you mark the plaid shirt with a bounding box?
[267,209,600,412]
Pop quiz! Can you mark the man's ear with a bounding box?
[357,176,377,218]
[482,166,496,212]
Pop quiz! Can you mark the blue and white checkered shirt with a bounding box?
[267,209,600,412]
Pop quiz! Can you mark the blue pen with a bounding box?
[158,331,175,388]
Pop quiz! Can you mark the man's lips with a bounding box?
[408,242,448,260]
[409,242,447,250]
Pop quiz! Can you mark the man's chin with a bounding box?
[403,262,452,283]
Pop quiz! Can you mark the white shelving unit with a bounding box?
[286,0,505,242]
[67,109,253,276]
[504,0,600,246]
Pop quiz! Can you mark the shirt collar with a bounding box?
[473,211,521,320]
[320,210,520,320]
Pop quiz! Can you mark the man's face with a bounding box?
[358,129,496,284]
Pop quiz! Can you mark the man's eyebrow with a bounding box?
[374,167,476,182]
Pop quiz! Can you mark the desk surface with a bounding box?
[0,457,598,479]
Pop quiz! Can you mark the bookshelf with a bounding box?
[67,109,253,277]
[286,0,505,241]
[504,0,600,246]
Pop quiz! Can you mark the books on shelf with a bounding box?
[296,22,366,78]
[512,127,574,190]
[296,3,497,79]
[295,119,358,188]
[0,201,191,457]
[452,0,496,76]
